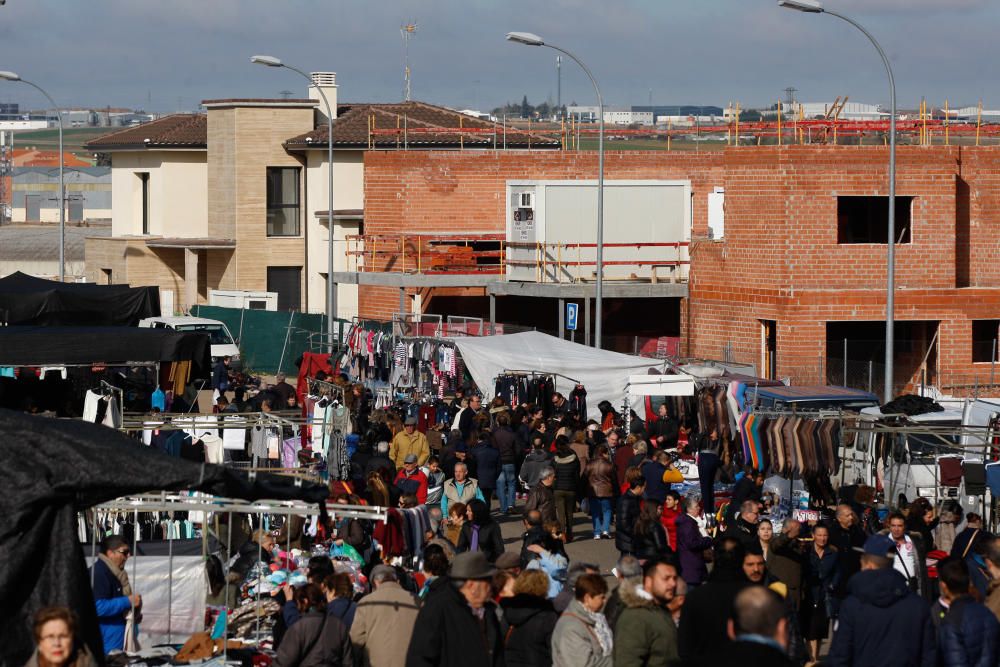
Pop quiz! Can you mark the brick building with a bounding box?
[357,145,1000,396]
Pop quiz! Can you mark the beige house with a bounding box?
[85,73,557,317]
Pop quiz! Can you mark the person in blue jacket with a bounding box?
[90,536,141,654]
[936,556,1000,667]
[826,534,935,667]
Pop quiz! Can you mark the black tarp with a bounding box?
[0,272,159,326]
[0,409,329,667]
[0,326,211,377]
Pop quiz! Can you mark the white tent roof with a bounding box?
[452,331,667,414]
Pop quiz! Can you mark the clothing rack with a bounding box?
[500,369,580,384]
[85,492,387,651]
[306,377,344,400]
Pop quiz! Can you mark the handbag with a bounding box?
[579,497,590,515]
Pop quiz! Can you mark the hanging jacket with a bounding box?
[568,385,588,422]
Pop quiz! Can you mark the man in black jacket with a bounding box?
[615,476,646,557]
[680,586,796,667]
[722,500,760,552]
[677,537,749,660]
[406,552,504,667]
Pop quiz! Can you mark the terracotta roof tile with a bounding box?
[84,114,207,150]
[285,100,560,148]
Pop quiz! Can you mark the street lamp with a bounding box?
[506,32,606,349]
[0,70,65,282]
[251,55,337,352]
[778,0,897,402]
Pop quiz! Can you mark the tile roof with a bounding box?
[11,149,91,167]
[285,101,560,148]
[84,114,207,151]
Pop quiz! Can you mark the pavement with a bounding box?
[495,500,620,578]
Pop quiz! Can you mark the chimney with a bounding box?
[309,72,338,120]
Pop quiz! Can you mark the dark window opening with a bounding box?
[972,320,999,363]
[761,320,777,380]
[837,195,912,244]
[266,167,301,237]
[267,266,302,312]
[138,172,150,234]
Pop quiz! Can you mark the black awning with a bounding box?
[0,272,160,326]
[0,326,210,375]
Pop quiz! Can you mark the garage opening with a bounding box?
[826,320,938,398]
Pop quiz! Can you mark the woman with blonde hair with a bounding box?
[501,570,559,667]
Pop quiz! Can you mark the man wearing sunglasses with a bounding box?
[91,536,142,655]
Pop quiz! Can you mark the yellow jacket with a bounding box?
[390,429,430,468]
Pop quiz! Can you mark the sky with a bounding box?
[0,0,996,114]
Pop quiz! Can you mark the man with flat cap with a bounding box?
[391,416,430,469]
[406,551,504,667]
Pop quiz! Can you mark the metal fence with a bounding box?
[191,305,350,376]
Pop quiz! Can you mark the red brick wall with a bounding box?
[361,145,1000,392]
[360,150,724,319]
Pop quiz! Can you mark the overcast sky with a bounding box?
[0,0,995,113]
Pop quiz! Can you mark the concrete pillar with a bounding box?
[399,287,406,314]
[184,247,198,313]
[489,294,496,334]
[584,297,591,347]
[558,298,565,339]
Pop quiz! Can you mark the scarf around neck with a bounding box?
[98,553,132,596]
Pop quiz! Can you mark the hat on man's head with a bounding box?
[449,551,497,580]
[495,551,521,571]
[404,416,418,426]
[856,533,896,557]
[403,453,418,464]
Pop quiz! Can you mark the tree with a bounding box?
[521,95,530,119]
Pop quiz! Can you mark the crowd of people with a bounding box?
[41,385,1000,667]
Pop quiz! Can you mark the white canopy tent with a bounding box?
[452,331,668,415]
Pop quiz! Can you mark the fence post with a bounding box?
[843,338,848,387]
[277,311,294,375]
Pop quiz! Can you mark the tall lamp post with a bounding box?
[0,71,65,282]
[251,56,336,351]
[778,0,896,401]
[506,32,606,349]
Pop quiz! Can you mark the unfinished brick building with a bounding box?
[354,144,1000,396]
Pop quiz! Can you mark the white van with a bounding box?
[139,316,241,364]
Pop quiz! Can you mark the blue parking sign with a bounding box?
[566,303,578,331]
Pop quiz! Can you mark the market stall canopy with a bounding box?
[0,326,211,376]
[0,271,159,326]
[627,373,696,399]
[0,408,329,667]
[452,331,667,415]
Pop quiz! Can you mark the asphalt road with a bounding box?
[496,501,620,577]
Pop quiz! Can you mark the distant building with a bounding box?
[0,224,110,279]
[565,106,653,125]
[11,166,111,224]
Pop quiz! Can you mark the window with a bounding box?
[101,268,113,285]
[266,167,301,237]
[267,266,302,311]
[137,172,150,234]
[837,196,912,244]
[972,320,999,363]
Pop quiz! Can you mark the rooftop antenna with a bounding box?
[279,90,294,100]
[401,21,418,101]
[784,86,798,108]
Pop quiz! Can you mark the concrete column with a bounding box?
[489,294,496,334]
[584,297,591,347]
[399,287,406,314]
[184,247,198,313]
[558,298,565,339]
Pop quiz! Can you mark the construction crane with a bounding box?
[401,21,418,102]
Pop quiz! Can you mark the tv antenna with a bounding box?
[401,21,418,101]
